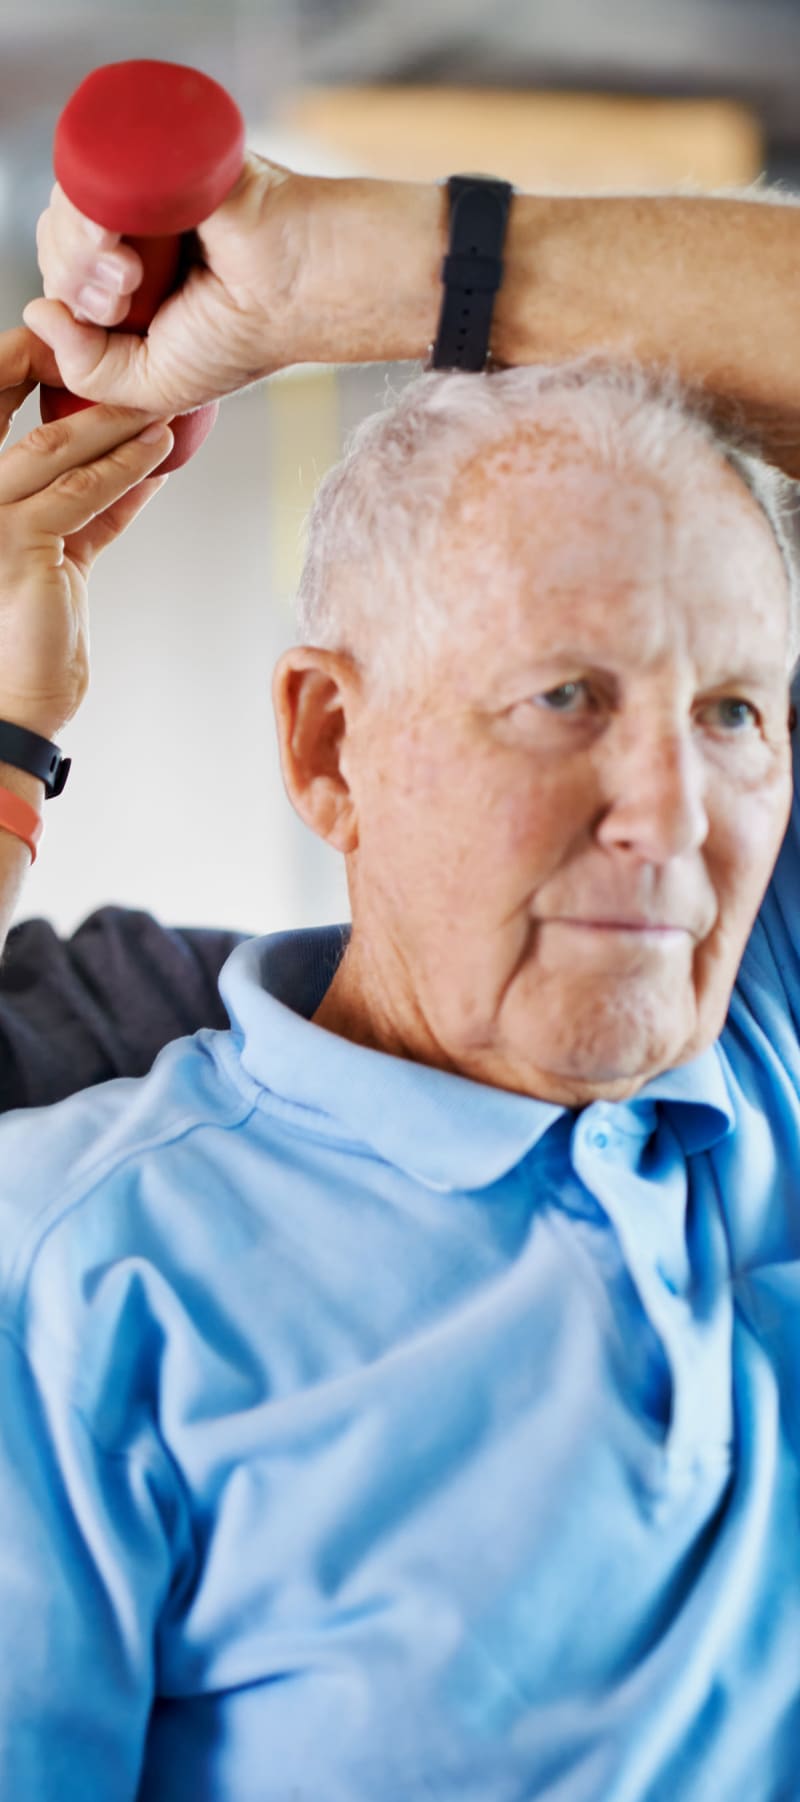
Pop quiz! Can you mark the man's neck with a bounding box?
[312,931,461,1073]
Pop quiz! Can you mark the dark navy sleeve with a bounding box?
[0,906,251,1113]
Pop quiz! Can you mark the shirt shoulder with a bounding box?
[0,1022,258,1334]
[0,905,252,1113]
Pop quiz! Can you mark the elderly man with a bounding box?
[3,158,800,1113]
[0,344,799,1798]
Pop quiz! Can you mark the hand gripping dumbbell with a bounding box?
[39,59,246,472]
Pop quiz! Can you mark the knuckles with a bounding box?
[19,411,149,465]
[23,421,74,458]
[52,462,101,499]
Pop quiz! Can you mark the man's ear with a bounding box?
[272,646,362,853]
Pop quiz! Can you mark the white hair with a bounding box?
[296,356,800,692]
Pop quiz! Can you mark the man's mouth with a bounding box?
[553,919,689,936]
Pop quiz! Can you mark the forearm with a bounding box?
[0,763,44,961]
[495,190,800,473]
[300,179,800,473]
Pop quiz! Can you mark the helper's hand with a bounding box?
[0,325,173,737]
[23,156,443,413]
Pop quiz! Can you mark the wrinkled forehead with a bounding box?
[436,433,791,674]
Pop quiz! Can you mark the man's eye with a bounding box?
[711,697,759,732]
[534,681,589,713]
[530,686,761,732]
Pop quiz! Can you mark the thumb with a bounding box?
[21,298,154,408]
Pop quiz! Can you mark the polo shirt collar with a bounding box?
[219,927,735,1191]
[634,1046,735,1156]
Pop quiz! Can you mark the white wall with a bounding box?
[6,361,404,940]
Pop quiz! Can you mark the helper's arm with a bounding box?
[0,326,171,960]
[0,764,42,954]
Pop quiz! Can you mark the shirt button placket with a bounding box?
[583,1108,617,1153]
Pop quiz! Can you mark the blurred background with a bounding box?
[1,0,800,938]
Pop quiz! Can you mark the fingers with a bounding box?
[0,327,64,448]
[19,427,173,545]
[0,377,36,456]
[64,472,169,577]
[43,251,143,329]
[20,298,163,410]
[0,407,173,538]
[0,325,62,392]
[24,180,148,401]
[35,181,144,318]
[36,180,117,257]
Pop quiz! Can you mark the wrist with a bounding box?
[0,694,65,735]
[0,768,44,869]
[0,708,58,808]
[0,761,45,807]
[286,175,446,366]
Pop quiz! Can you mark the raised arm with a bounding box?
[0,326,171,958]
[25,163,800,475]
[495,186,800,476]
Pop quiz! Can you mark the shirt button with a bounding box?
[590,1129,610,1149]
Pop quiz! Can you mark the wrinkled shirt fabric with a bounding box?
[1,770,800,1796]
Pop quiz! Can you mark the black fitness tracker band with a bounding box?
[0,719,71,798]
[430,173,514,373]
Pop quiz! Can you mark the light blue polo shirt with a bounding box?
[1,769,800,1796]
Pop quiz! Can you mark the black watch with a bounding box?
[0,719,71,798]
[429,173,513,373]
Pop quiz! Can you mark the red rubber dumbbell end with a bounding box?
[39,60,246,473]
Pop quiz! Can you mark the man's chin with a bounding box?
[498,992,702,1105]
[502,1056,677,1109]
[457,1031,691,1107]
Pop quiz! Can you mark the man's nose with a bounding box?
[594,729,709,861]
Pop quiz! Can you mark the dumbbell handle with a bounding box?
[39,60,246,472]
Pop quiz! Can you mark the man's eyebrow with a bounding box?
[522,648,788,687]
[707,667,790,691]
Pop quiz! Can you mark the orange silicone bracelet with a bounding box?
[0,785,44,864]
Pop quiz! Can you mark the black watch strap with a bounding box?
[430,174,513,373]
[0,719,71,798]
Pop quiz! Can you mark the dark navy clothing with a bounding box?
[0,907,249,1113]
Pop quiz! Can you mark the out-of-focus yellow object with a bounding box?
[281,88,762,189]
[268,367,340,599]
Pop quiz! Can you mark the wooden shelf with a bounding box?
[282,87,763,189]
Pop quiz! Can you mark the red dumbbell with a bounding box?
[39,59,246,473]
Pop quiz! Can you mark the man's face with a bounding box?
[341,436,795,1106]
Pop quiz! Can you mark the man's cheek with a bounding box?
[492,780,571,874]
[728,791,791,907]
